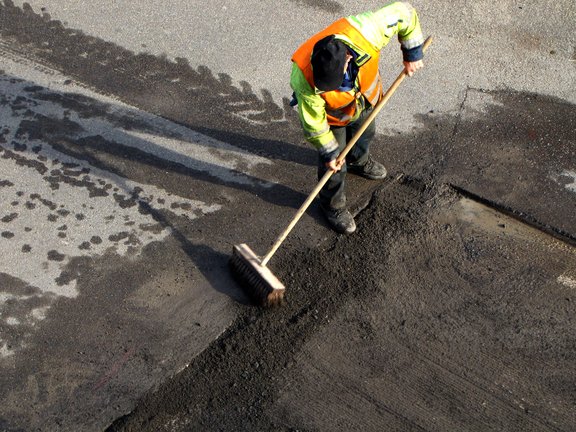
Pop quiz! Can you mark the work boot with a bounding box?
[321,206,356,234]
[348,155,387,180]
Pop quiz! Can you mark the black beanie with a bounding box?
[311,35,347,91]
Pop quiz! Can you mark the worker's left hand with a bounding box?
[403,60,424,77]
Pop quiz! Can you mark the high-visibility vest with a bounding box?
[292,18,382,127]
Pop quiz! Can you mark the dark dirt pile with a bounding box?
[108,177,576,432]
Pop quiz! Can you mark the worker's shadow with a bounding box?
[0,0,333,302]
[1,71,321,304]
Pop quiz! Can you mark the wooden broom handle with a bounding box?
[261,36,433,267]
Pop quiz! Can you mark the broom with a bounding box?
[230,37,433,306]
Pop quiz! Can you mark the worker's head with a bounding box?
[311,35,349,91]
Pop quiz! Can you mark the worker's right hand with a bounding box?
[325,158,345,172]
[404,59,424,77]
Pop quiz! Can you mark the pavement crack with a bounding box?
[450,85,471,143]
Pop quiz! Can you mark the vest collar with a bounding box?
[334,35,371,67]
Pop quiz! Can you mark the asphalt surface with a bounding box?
[0,1,575,431]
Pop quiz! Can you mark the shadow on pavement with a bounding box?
[0,0,312,167]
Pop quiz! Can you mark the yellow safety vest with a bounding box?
[291,18,382,127]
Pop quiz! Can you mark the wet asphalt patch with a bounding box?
[107,179,575,432]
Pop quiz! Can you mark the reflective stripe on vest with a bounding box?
[292,18,382,126]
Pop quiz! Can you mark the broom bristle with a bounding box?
[229,244,285,307]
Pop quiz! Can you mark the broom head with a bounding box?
[229,243,285,307]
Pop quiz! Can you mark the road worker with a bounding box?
[290,2,425,234]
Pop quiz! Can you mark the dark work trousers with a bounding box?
[318,105,375,210]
